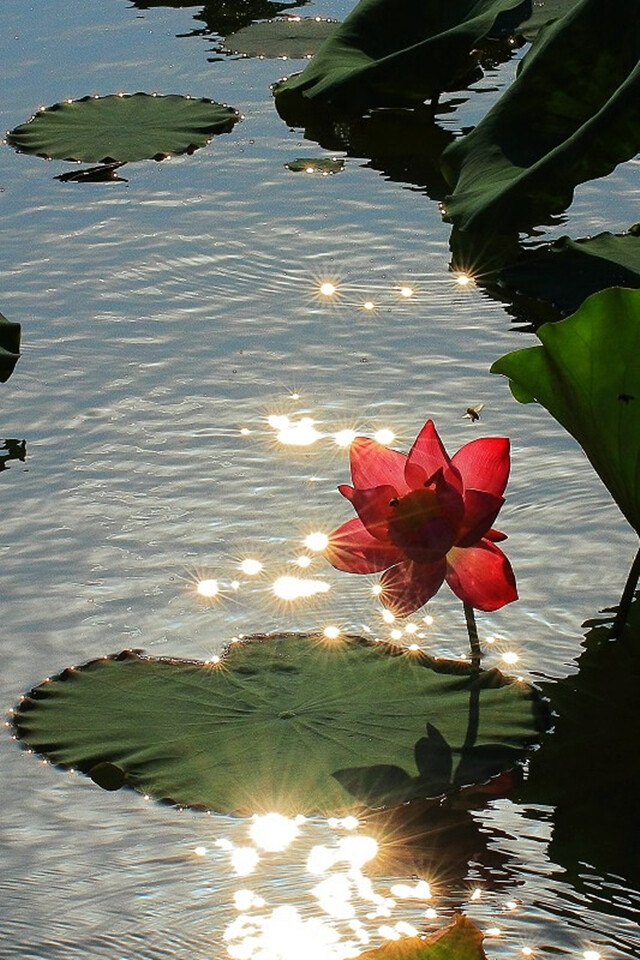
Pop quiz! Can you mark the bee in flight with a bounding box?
[463,403,484,422]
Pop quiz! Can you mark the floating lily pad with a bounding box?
[0,312,21,383]
[443,0,640,268]
[13,633,548,815]
[222,17,337,58]
[273,0,532,122]
[6,93,241,164]
[286,156,344,174]
[492,287,640,535]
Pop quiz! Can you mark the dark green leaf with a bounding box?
[222,17,337,58]
[518,0,583,40]
[491,287,640,534]
[13,633,548,815]
[273,0,532,122]
[443,0,640,270]
[7,93,241,164]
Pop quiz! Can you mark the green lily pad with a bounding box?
[222,17,337,58]
[491,287,640,535]
[443,0,640,269]
[6,93,241,164]
[0,312,21,383]
[13,634,548,816]
[273,0,532,122]
[286,156,344,174]
[358,914,487,960]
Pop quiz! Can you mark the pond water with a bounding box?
[1,0,639,958]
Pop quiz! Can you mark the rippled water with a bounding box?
[1,1,639,958]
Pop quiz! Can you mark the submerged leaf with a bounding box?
[13,633,547,815]
[222,17,337,58]
[491,287,640,534]
[357,914,487,960]
[273,0,531,122]
[443,0,640,269]
[0,312,21,383]
[286,156,345,174]
[7,93,241,164]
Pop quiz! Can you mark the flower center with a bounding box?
[388,487,441,538]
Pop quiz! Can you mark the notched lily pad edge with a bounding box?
[6,92,242,164]
[11,631,551,813]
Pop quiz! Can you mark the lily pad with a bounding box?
[6,93,241,164]
[491,287,640,535]
[286,156,344,174]
[0,312,21,383]
[222,17,337,58]
[443,0,640,269]
[273,0,532,122]
[358,914,487,960]
[13,633,548,816]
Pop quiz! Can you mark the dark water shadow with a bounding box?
[127,0,308,38]
[521,595,640,893]
[0,439,27,472]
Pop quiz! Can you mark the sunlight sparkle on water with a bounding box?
[502,651,519,665]
[295,555,312,568]
[230,847,260,876]
[381,609,395,624]
[584,952,601,960]
[399,286,414,298]
[272,576,330,601]
[249,813,301,852]
[373,429,395,445]
[323,626,341,640]
[240,558,264,576]
[269,415,322,446]
[334,429,357,448]
[197,578,219,599]
[391,881,431,900]
[455,273,474,287]
[304,532,329,552]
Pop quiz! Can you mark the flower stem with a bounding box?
[463,602,482,669]
[610,542,640,639]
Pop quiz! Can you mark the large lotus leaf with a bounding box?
[442,0,640,269]
[272,0,532,123]
[358,915,487,960]
[6,93,240,164]
[222,18,337,58]
[13,633,548,816]
[494,229,640,318]
[0,312,21,383]
[491,287,640,535]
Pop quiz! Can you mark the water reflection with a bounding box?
[129,0,308,40]
[523,596,640,897]
[0,439,26,472]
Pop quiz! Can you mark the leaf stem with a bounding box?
[610,541,640,639]
[463,602,482,669]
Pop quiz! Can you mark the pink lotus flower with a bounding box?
[325,420,517,616]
